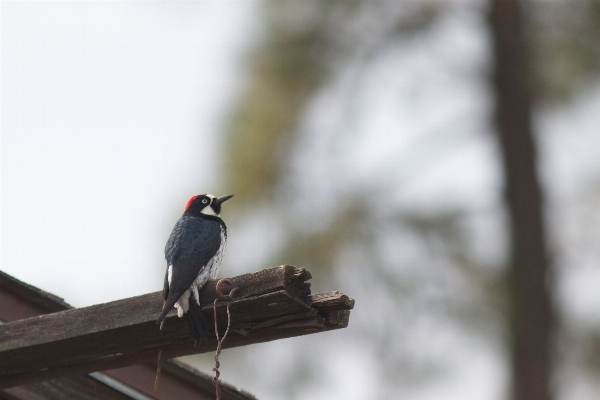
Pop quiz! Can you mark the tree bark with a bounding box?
[489,1,555,400]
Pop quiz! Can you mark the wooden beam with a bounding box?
[1,269,259,399]
[0,266,353,388]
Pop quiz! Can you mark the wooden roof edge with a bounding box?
[0,270,72,313]
[163,359,259,400]
[88,372,157,400]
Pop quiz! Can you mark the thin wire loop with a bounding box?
[212,279,238,400]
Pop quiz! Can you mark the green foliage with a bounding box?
[529,0,600,101]
[222,0,441,207]
[222,1,334,206]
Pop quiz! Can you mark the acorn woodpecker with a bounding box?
[156,193,234,341]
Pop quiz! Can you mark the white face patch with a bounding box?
[199,194,219,216]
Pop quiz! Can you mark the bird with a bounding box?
[156,193,234,342]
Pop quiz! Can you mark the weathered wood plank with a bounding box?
[198,265,311,306]
[0,266,352,388]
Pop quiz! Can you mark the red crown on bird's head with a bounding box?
[185,195,199,211]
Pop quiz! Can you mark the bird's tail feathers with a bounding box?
[186,299,209,342]
[156,294,180,329]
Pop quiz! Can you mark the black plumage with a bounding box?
[156,194,233,342]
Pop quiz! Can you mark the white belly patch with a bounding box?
[190,227,227,305]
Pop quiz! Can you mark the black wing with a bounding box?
[165,216,222,294]
[163,267,170,301]
[157,216,222,326]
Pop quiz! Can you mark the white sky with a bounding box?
[1,1,257,306]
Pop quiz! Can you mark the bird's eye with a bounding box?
[202,199,209,204]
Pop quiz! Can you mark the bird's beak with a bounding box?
[213,194,234,206]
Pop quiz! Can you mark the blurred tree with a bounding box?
[222,0,441,206]
[490,1,555,400]
[222,0,333,203]
[529,0,600,101]
[213,0,600,399]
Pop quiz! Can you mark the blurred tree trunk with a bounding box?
[489,1,555,400]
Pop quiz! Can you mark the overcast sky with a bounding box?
[1,1,258,306]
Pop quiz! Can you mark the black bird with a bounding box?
[156,194,233,341]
